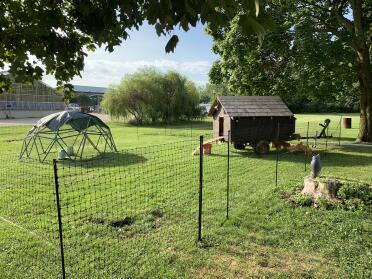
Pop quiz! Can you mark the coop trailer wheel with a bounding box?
[255,140,270,154]
[233,143,245,150]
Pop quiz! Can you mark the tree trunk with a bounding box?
[355,48,372,142]
[352,0,372,142]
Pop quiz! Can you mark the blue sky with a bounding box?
[43,23,217,88]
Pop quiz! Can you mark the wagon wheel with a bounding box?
[255,140,270,154]
[233,143,245,150]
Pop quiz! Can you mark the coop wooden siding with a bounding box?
[213,117,219,138]
[212,105,228,139]
[223,117,230,140]
[231,117,295,143]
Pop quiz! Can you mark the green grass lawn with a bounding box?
[0,113,371,278]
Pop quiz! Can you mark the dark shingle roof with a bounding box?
[73,85,107,94]
[208,96,293,117]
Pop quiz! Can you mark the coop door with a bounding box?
[219,117,224,136]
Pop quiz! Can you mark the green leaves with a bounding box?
[165,35,179,53]
[207,2,360,112]
[238,14,266,37]
[0,0,270,90]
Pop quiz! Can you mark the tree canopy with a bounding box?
[208,1,372,141]
[0,0,268,92]
[198,83,230,104]
[101,68,200,124]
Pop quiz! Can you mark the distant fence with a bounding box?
[295,117,344,144]
[0,101,65,111]
[0,124,366,278]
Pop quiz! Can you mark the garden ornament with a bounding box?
[310,153,321,178]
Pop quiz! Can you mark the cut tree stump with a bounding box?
[302,176,341,200]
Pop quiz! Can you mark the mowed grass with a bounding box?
[0,113,371,278]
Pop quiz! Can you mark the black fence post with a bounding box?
[325,125,329,156]
[226,130,230,219]
[305,122,309,172]
[338,115,342,146]
[275,123,280,187]
[53,159,66,279]
[198,135,203,242]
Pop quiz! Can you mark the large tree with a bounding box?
[0,0,268,91]
[293,1,372,142]
[209,1,371,142]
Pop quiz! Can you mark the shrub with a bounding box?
[343,198,366,211]
[316,198,342,210]
[288,194,313,207]
[286,179,371,211]
[337,182,372,205]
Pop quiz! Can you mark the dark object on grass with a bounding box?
[110,217,135,228]
[342,117,352,129]
[317,118,331,138]
[310,153,321,178]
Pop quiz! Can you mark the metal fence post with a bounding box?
[325,125,329,156]
[226,131,230,219]
[53,159,66,279]
[338,115,342,146]
[275,123,280,187]
[305,122,309,172]
[198,136,203,242]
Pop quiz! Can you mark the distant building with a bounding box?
[72,85,107,111]
[0,73,64,118]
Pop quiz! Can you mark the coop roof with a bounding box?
[208,96,293,117]
[32,111,109,132]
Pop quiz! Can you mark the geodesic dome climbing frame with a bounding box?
[19,111,117,162]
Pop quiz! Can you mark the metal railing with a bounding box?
[0,101,65,111]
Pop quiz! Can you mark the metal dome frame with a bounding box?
[19,111,117,162]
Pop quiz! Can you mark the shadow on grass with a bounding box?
[229,147,372,167]
[59,152,147,168]
[111,119,212,130]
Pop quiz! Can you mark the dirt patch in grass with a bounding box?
[150,208,163,219]
[110,217,135,228]
[87,217,105,225]
[193,246,341,278]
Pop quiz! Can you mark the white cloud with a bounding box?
[43,59,211,88]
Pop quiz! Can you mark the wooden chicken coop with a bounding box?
[208,96,295,154]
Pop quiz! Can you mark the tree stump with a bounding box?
[302,176,341,200]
